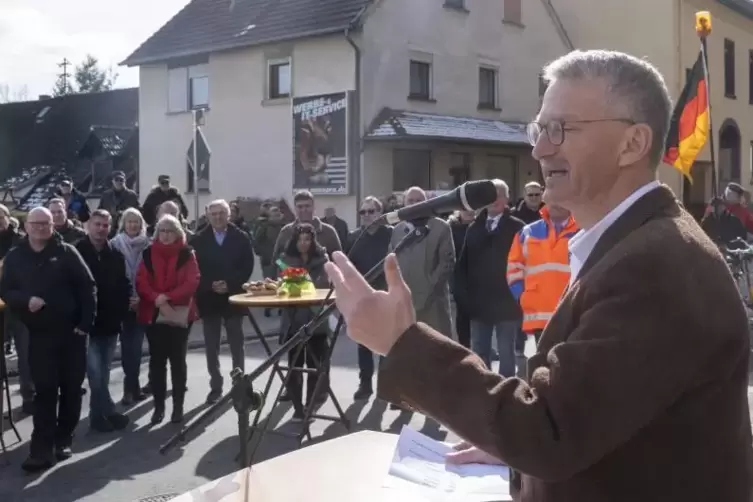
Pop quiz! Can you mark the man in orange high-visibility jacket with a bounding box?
[507,199,578,338]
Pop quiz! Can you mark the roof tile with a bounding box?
[123,0,371,66]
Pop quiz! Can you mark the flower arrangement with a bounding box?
[279,267,315,297]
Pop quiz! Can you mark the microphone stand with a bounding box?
[159,222,432,468]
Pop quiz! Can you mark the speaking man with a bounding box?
[324,50,753,501]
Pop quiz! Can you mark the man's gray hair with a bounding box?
[542,50,672,167]
[492,179,510,198]
[207,199,230,213]
[158,200,180,217]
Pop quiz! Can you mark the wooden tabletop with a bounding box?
[228,289,335,308]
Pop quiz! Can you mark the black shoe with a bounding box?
[133,391,148,402]
[21,401,34,415]
[107,413,130,430]
[291,410,306,423]
[171,406,184,424]
[389,402,405,411]
[54,446,73,461]
[90,416,115,433]
[151,404,165,425]
[80,388,87,396]
[205,389,222,405]
[121,392,134,406]
[21,454,54,473]
[142,383,152,396]
[279,390,292,402]
[353,384,373,401]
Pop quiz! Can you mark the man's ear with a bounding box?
[617,123,652,167]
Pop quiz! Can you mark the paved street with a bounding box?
[0,319,459,502]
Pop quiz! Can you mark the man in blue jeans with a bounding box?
[454,179,524,376]
[76,210,131,432]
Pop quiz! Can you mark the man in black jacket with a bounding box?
[76,210,131,432]
[55,177,90,223]
[193,199,255,404]
[48,198,86,244]
[512,181,544,224]
[455,179,524,376]
[345,196,393,400]
[98,171,140,237]
[0,207,96,472]
[142,174,189,227]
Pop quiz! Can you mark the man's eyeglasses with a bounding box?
[359,208,376,215]
[526,192,542,198]
[526,118,636,146]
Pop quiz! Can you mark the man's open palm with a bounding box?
[325,252,416,356]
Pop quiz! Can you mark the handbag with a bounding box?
[154,304,191,328]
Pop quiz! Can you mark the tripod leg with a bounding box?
[5,375,20,442]
[246,309,288,386]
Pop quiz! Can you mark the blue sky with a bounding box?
[0,0,190,100]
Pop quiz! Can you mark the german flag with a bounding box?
[663,51,709,180]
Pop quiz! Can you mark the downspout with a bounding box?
[541,0,575,51]
[345,23,363,215]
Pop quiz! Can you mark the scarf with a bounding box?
[150,238,185,293]
[110,232,150,293]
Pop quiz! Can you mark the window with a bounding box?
[268,60,291,99]
[503,0,522,25]
[409,60,432,100]
[487,155,518,198]
[479,67,498,108]
[393,149,431,191]
[724,38,736,98]
[167,63,209,112]
[450,153,471,187]
[749,51,753,104]
[444,0,466,9]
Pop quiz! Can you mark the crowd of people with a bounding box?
[0,166,577,475]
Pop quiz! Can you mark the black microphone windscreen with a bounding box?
[463,180,499,210]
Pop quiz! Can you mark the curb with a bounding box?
[4,329,279,379]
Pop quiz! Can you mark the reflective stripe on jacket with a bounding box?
[507,206,579,332]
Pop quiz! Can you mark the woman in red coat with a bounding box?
[136,214,200,425]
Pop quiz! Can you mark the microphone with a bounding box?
[381,180,498,225]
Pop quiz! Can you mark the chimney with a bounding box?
[38,94,52,101]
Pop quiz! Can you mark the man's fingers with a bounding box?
[332,251,373,294]
[452,440,471,451]
[445,449,478,465]
[384,254,409,296]
[324,261,346,291]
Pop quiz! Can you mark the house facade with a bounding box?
[551,0,753,213]
[123,0,569,226]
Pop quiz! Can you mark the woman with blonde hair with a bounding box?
[136,215,200,424]
[110,207,151,404]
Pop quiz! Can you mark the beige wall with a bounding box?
[551,0,753,197]
[138,36,359,226]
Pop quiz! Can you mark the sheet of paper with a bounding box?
[383,426,511,502]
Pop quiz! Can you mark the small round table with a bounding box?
[228,290,349,463]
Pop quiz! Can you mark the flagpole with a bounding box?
[696,11,717,197]
[192,109,200,221]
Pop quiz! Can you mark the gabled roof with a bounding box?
[365,108,530,146]
[122,0,372,66]
[0,88,139,189]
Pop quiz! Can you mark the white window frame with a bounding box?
[267,58,292,100]
[167,64,209,113]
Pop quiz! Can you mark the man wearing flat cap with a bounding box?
[98,171,140,236]
[141,174,189,227]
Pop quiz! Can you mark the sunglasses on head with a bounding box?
[359,208,376,215]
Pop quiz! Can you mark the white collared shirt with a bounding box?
[568,181,661,285]
[486,213,503,231]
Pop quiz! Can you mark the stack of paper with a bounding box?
[383,426,511,502]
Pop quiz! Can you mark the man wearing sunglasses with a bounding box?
[512,181,545,225]
[345,196,392,400]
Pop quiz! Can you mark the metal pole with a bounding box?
[192,110,200,221]
[700,37,717,197]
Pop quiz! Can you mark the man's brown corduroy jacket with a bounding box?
[379,185,753,502]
